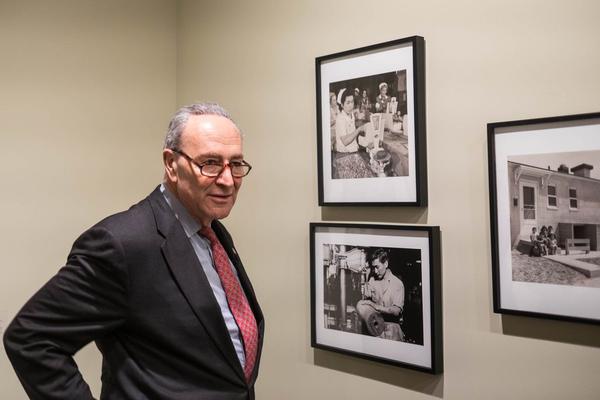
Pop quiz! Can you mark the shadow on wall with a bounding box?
[501,315,600,348]
[313,349,443,398]
[321,207,428,224]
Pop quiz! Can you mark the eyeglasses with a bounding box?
[172,149,252,178]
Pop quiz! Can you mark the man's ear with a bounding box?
[163,149,178,183]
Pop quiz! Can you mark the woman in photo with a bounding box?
[538,226,549,256]
[375,82,390,112]
[335,88,366,153]
[331,88,374,179]
[547,225,559,255]
[329,92,339,127]
[360,89,370,110]
[529,227,542,257]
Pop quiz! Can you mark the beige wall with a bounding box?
[3,0,600,399]
[0,1,176,398]
[177,0,600,399]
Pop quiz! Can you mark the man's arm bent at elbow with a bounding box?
[3,225,128,400]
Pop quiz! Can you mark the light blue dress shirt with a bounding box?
[160,184,246,368]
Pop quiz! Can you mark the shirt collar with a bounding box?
[383,268,393,282]
[160,183,201,238]
[341,111,354,121]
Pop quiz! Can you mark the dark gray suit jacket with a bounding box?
[4,187,264,399]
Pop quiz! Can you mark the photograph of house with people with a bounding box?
[507,150,600,287]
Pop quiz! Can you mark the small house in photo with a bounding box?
[508,161,600,252]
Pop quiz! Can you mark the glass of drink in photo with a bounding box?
[370,114,382,149]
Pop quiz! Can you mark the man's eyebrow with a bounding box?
[197,152,244,160]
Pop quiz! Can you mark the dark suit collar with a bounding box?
[159,183,200,239]
[147,185,177,238]
[147,186,246,382]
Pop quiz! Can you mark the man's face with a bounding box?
[372,258,388,279]
[164,114,243,227]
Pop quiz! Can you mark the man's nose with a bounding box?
[215,164,234,186]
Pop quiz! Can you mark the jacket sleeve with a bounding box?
[3,225,129,400]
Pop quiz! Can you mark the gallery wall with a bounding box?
[176,0,600,399]
[2,0,600,399]
[0,1,176,398]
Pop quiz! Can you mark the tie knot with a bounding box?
[199,226,218,244]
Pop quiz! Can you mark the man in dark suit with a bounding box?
[3,103,264,399]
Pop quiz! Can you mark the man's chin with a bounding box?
[207,205,234,221]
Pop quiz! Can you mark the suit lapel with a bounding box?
[148,188,245,381]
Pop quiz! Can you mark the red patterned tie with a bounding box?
[200,226,258,382]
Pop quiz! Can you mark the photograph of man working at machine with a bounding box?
[322,244,423,345]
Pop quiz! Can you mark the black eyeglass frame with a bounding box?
[172,148,252,178]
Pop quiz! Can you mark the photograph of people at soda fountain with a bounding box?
[329,70,408,180]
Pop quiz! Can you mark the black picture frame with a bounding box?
[316,36,427,206]
[310,222,442,373]
[488,112,600,325]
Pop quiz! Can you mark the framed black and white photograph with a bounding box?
[316,36,427,206]
[310,223,442,373]
[488,112,600,324]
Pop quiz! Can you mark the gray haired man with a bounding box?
[4,103,264,399]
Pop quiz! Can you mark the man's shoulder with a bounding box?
[84,188,162,244]
[387,271,404,287]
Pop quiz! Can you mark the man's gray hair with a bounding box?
[164,102,236,150]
